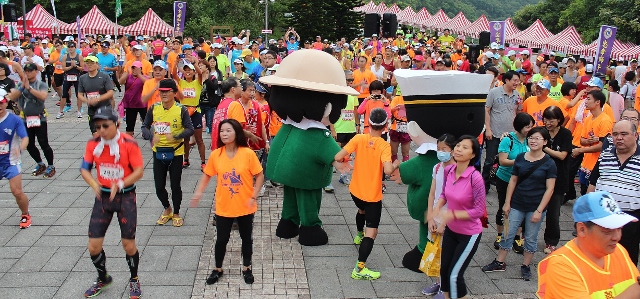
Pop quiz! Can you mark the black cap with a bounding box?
[101,41,110,47]
[93,106,119,122]
[21,44,34,50]
[158,79,178,92]
[23,63,38,72]
[594,72,606,79]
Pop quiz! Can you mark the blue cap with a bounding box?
[537,79,551,90]
[515,68,528,75]
[386,86,394,94]
[586,77,604,89]
[153,60,168,70]
[548,67,559,73]
[182,44,193,51]
[255,82,268,94]
[29,38,37,43]
[493,53,501,59]
[136,35,143,41]
[573,191,637,229]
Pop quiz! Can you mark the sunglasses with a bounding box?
[94,123,113,130]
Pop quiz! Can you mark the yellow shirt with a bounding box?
[151,102,187,155]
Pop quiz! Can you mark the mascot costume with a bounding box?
[259,50,358,246]
[391,69,492,272]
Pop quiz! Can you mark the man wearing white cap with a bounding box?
[211,43,230,79]
[614,57,627,83]
[502,50,517,73]
[537,191,640,298]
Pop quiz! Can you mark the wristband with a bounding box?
[536,209,542,213]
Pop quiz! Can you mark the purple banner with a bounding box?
[76,16,83,40]
[595,25,617,75]
[173,1,187,35]
[489,21,506,47]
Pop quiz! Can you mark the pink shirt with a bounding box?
[440,164,486,235]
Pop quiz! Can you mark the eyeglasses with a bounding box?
[94,123,112,130]
[527,136,545,141]
[264,56,275,60]
[621,116,639,121]
[346,79,354,82]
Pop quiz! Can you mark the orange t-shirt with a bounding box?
[578,67,586,77]
[522,96,557,126]
[269,111,283,137]
[166,51,180,73]
[569,100,615,147]
[361,99,388,134]
[83,134,144,188]
[125,51,147,64]
[49,50,64,75]
[353,68,377,99]
[124,59,153,76]
[581,112,613,171]
[203,146,263,217]
[202,43,211,54]
[142,78,183,109]
[344,134,392,202]
[390,95,407,131]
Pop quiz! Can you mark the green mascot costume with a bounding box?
[260,50,358,246]
[391,69,493,272]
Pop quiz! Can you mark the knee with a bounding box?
[88,242,102,255]
[11,186,24,198]
[121,240,137,255]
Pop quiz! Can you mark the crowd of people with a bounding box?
[0,24,638,299]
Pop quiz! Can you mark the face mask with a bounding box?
[437,151,451,162]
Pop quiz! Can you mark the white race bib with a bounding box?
[341,109,354,121]
[87,92,100,100]
[154,122,171,135]
[26,116,41,128]
[55,64,63,70]
[396,121,408,133]
[0,141,8,155]
[66,74,77,82]
[99,163,124,180]
[183,88,196,98]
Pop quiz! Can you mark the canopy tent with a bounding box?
[504,18,521,39]
[123,8,173,36]
[571,39,630,57]
[7,4,69,38]
[397,6,415,24]
[411,7,430,27]
[354,1,375,12]
[374,2,388,15]
[437,11,470,34]
[507,19,553,47]
[459,14,489,38]
[386,3,401,14]
[539,26,582,53]
[613,45,640,60]
[60,5,123,35]
[423,9,450,30]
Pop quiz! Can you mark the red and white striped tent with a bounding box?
[424,9,450,30]
[374,2,388,15]
[613,45,640,61]
[386,3,401,14]
[507,19,552,47]
[539,26,582,53]
[411,7,430,27]
[571,39,630,57]
[15,4,68,32]
[354,1,375,12]
[460,14,489,38]
[123,8,173,36]
[61,5,123,35]
[504,18,521,40]
[397,6,415,24]
[437,11,470,33]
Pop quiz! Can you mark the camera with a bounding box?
[372,94,382,99]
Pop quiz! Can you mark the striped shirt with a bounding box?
[590,145,640,211]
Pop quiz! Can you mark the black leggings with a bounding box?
[440,227,481,298]
[41,65,53,88]
[544,193,563,246]
[110,73,121,92]
[26,121,54,165]
[62,79,79,103]
[124,108,147,133]
[153,154,183,215]
[215,213,254,268]
[495,177,508,226]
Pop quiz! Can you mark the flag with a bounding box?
[50,0,58,27]
[116,0,122,18]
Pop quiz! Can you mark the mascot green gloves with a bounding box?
[260,50,358,246]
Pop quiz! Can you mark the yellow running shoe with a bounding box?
[353,231,364,245]
[351,265,380,280]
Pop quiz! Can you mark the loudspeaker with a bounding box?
[2,3,17,22]
[467,44,481,64]
[479,31,490,49]
[364,13,380,38]
[381,13,397,38]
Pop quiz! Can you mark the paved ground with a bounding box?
[0,90,632,298]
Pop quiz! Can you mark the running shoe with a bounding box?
[128,278,141,299]
[77,111,83,118]
[513,237,525,254]
[56,101,60,106]
[521,265,532,281]
[544,244,556,254]
[62,104,72,113]
[200,163,205,172]
[481,259,506,272]
[382,183,387,194]
[182,160,190,169]
[56,112,64,119]
[259,185,266,197]
[338,174,350,185]
[31,162,46,176]
[84,275,113,298]
[353,231,364,245]
[43,165,56,178]
[351,265,380,280]
[421,282,440,295]
[433,291,445,299]
[263,180,274,188]
[19,214,31,229]
[324,184,334,193]
[494,235,502,250]
[242,268,254,284]
[206,269,223,285]
[48,87,52,92]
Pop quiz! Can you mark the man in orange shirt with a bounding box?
[123,45,153,76]
[334,107,398,281]
[353,56,376,104]
[522,79,556,126]
[537,191,640,298]
[48,41,64,104]
[141,60,174,109]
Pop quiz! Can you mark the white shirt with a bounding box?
[21,55,45,78]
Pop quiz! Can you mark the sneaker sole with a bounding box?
[351,273,380,280]
[482,268,506,273]
[422,290,438,296]
[19,223,31,229]
[85,281,112,298]
[43,170,56,178]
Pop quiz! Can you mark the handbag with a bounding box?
[419,234,442,277]
[488,135,513,185]
[155,142,184,162]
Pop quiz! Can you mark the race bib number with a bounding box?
[154,122,171,135]
[397,121,408,133]
[55,64,63,70]
[0,141,8,155]
[341,109,354,121]
[66,75,77,82]
[87,92,100,100]
[26,116,41,128]
[99,163,124,180]
[183,88,196,98]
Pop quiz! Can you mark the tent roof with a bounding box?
[411,7,430,27]
[437,12,470,33]
[507,19,551,46]
[123,8,173,36]
[16,4,69,29]
[60,5,123,35]
[460,15,489,38]
[397,6,415,24]
[540,26,582,53]
[424,9,450,30]
[386,3,401,14]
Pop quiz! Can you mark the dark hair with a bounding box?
[513,112,534,132]
[357,56,367,63]
[369,107,388,131]
[369,80,385,93]
[221,77,239,94]
[0,63,10,76]
[264,50,277,59]
[561,82,577,96]
[609,79,621,92]
[196,50,206,60]
[526,126,551,142]
[624,71,636,82]
[216,119,248,149]
[502,70,518,83]
[239,79,254,91]
[462,51,469,60]
[578,58,587,66]
[486,66,500,77]
[623,107,640,118]
[437,133,456,149]
[455,135,481,166]
[588,90,606,108]
[542,106,565,125]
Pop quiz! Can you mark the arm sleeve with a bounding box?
[15,120,27,139]
[511,154,522,176]
[485,91,494,108]
[83,141,95,165]
[203,151,218,177]
[249,150,264,175]
[141,107,154,140]
[380,142,392,163]
[128,140,144,169]
[589,161,600,186]
[342,135,358,154]
[174,107,194,139]
[78,78,85,93]
[559,129,573,153]
[357,99,369,114]
[466,171,487,219]
[546,159,557,179]
[104,75,114,90]
[497,135,512,153]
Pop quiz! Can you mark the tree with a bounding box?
[286,0,363,42]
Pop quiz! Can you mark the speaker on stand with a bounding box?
[364,13,381,37]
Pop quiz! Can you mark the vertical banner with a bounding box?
[76,15,83,40]
[594,25,617,75]
[50,0,58,33]
[173,1,187,36]
[489,21,506,47]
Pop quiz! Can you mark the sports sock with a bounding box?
[358,237,375,263]
[356,213,365,232]
[91,249,108,281]
[126,251,140,280]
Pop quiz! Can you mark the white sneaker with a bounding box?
[77,111,82,118]
[259,185,266,197]
[56,112,64,119]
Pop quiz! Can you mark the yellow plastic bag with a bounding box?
[418,234,442,277]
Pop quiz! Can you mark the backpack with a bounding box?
[488,134,514,185]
